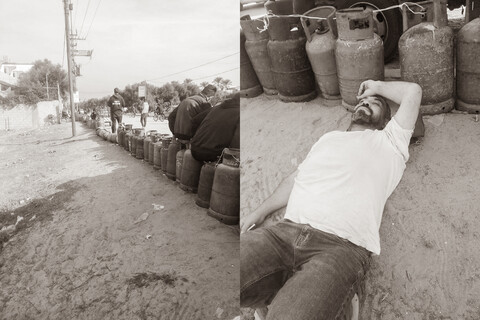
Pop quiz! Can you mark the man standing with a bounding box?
[171,84,217,141]
[190,93,240,162]
[240,80,422,319]
[107,88,125,133]
[140,97,149,128]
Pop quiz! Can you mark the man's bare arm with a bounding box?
[240,170,298,234]
[357,80,422,130]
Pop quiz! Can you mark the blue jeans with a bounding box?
[240,219,371,320]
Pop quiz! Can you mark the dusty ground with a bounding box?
[0,120,239,319]
[240,95,480,319]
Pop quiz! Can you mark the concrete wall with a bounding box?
[0,100,62,131]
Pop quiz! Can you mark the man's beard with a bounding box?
[351,107,372,124]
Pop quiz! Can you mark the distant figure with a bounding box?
[91,109,97,120]
[140,97,149,128]
[190,93,240,162]
[170,84,217,141]
[107,88,125,133]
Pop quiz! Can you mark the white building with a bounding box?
[0,62,34,96]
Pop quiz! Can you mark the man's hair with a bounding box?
[201,84,217,94]
[114,88,120,94]
[373,95,391,124]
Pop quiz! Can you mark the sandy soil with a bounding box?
[240,95,480,319]
[0,121,239,319]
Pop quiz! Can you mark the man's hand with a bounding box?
[357,80,379,100]
[356,80,422,131]
[240,211,267,234]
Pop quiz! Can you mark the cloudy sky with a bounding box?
[0,0,239,100]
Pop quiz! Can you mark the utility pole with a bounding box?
[63,0,76,136]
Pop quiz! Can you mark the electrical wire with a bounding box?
[145,52,239,82]
[79,0,92,38]
[73,0,80,31]
[85,0,102,39]
[190,67,239,81]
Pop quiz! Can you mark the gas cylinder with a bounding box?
[148,134,158,164]
[195,162,217,209]
[166,138,181,180]
[131,133,138,156]
[131,128,144,156]
[301,6,340,100]
[335,8,384,111]
[240,29,263,98]
[143,130,156,161]
[124,130,132,152]
[136,135,145,159]
[118,127,125,147]
[399,0,454,114]
[179,150,203,193]
[268,16,317,102]
[161,136,172,173]
[175,149,186,183]
[109,133,117,144]
[241,16,277,96]
[153,142,162,170]
[208,148,240,225]
[456,17,480,113]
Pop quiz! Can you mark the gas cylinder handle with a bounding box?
[300,15,313,42]
[326,9,338,39]
[300,6,337,42]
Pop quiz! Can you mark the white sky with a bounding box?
[0,0,239,100]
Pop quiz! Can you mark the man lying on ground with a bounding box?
[240,80,422,319]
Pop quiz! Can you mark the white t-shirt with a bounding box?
[284,117,413,255]
[141,102,149,114]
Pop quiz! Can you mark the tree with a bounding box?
[14,59,69,104]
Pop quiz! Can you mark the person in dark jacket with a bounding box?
[168,106,178,136]
[171,84,217,141]
[107,88,125,133]
[190,93,240,162]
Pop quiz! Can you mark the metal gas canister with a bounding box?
[399,0,454,114]
[335,8,384,111]
[208,148,240,225]
[301,6,340,100]
[456,17,480,113]
[241,16,277,96]
[267,16,317,102]
[240,29,263,98]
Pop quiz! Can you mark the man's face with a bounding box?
[206,89,216,98]
[351,96,386,128]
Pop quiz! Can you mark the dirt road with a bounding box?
[0,122,239,319]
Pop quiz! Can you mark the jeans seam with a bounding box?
[240,267,287,294]
[334,267,368,320]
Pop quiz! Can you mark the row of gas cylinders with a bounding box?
[93,123,240,225]
[240,0,480,114]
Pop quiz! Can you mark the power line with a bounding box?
[85,0,102,39]
[73,0,79,30]
[191,67,239,81]
[145,52,239,82]
[79,0,92,37]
